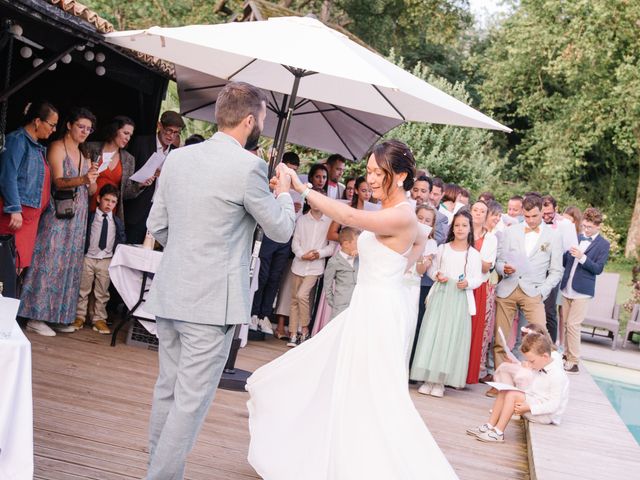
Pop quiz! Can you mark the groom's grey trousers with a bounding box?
[146,317,235,480]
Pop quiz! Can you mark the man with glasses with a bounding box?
[124,111,185,243]
[559,208,610,373]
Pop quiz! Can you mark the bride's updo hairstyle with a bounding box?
[371,140,416,196]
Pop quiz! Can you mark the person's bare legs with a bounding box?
[488,392,507,426]
[495,391,526,432]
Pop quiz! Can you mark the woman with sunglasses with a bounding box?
[19,107,99,336]
[0,101,59,273]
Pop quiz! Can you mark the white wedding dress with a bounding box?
[246,229,459,480]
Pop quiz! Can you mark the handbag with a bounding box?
[52,152,83,219]
[52,188,77,219]
[0,234,17,298]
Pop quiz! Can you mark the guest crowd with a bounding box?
[1,100,611,442]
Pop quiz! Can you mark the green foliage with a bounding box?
[384,58,502,193]
[472,0,640,247]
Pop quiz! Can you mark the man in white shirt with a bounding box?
[493,195,563,367]
[541,194,577,342]
[288,192,335,346]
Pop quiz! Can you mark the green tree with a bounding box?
[472,0,640,256]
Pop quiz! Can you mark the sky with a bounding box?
[468,0,514,28]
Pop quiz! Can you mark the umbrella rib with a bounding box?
[372,85,405,121]
[311,100,357,160]
[330,105,384,137]
[294,98,311,110]
[182,100,216,116]
[183,84,227,93]
[227,58,258,80]
[293,108,338,116]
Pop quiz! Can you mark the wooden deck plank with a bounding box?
[29,328,529,479]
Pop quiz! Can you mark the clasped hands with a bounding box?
[269,163,303,196]
[569,246,584,260]
[302,250,320,261]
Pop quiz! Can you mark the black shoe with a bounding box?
[565,364,579,374]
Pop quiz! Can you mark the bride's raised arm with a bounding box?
[282,164,414,237]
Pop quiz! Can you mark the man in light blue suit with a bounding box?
[493,195,563,367]
[144,82,296,480]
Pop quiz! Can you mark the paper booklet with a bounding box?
[96,151,116,174]
[498,327,520,364]
[130,151,167,183]
[485,381,524,393]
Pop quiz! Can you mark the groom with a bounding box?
[144,82,296,480]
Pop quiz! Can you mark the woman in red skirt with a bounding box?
[466,200,498,384]
[0,101,59,271]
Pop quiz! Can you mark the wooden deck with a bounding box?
[29,327,529,479]
[526,361,640,480]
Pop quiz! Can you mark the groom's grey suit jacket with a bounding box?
[495,223,563,300]
[145,132,296,325]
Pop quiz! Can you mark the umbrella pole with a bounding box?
[267,95,288,178]
[271,72,303,173]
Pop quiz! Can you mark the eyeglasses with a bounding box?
[76,124,95,134]
[43,120,57,129]
[162,126,182,137]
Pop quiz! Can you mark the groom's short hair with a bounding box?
[215,82,268,129]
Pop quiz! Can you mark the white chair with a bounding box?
[581,272,620,349]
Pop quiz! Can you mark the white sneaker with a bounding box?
[466,423,492,438]
[430,383,445,398]
[418,383,433,395]
[476,429,504,443]
[26,320,56,337]
[258,316,274,335]
[286,334,298,347]
[249,315,259,331]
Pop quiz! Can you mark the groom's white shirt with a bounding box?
[145,131,296,325]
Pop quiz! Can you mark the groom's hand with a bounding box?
[274,163,292,196]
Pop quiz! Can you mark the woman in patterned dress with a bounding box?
[20,107,98,336]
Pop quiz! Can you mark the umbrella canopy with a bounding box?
[176,65,402,159]
[105,16,509,128]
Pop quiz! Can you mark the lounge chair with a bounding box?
[622,304,640,349]
[581,272,620,349]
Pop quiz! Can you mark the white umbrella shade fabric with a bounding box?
[104,17,510,138]
[176,65,402,159]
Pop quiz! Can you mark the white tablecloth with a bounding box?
[109,244,257,346]
[109,244,163,323]
[0,326,33,480]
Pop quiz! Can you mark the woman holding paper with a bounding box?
[466,200,498,384]
[88,116,153,221]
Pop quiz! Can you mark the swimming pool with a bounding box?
[585,361,640,445]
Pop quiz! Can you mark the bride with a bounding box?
[247,140,459,480]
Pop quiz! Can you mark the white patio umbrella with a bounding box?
[176,65,403,160]
[105,16,510,167]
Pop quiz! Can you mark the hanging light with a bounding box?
[84,51,95,62]
[76,45,86,51]
[32,58,43,67]
[9,24,23,37]
[95,52,106,63]
[20,46,32,58]
[48,63,57,71]
[96,66,106,76]
[61,53,72,64]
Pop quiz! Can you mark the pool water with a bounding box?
[591,375,640,445]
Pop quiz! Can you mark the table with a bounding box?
[0,326,33,480]
[109,244,162,346]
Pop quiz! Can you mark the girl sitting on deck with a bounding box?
[467,331,570,443]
